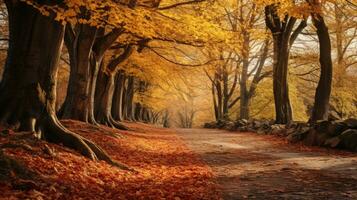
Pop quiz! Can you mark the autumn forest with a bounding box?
[0,0,357,199]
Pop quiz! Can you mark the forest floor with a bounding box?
[177,128,357,200]
[0,121,219,199]
[1,123,357,199]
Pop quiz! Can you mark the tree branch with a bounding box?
[158,0,206,10]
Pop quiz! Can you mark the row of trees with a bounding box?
[0,0,355,162]
[0,0,227,165]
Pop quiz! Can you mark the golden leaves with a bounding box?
[0,121,220,199]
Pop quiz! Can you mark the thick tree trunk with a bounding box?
[310,14,333,122]
[272,34,293,124]
[94,68,128,130]
[60,26,123,126]
[0,1,128,169]
[59,24,97,123]
[265,6,301,124]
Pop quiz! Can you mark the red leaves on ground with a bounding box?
[0,121,220,199]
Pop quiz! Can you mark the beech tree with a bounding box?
[264,4,307,124]
[0,0,127,167]
[308,0,333,122]
[0,0,227,165]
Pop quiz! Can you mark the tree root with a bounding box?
[1,142,34,152]
[110,117,130,131]
[97,115,131,131]
[44,116,132,171]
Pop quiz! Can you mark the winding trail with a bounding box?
[176,128,357,200]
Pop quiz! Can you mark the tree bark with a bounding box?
[0,1,128,169]
[310,11,333,122]
[123,76,135,121]
[265,5,306,124]
[239,31,250,120]
[60,25,123,125]
[272,33,293,124]
[112,71,126,121]
[94,67,128,130]
[59,24,97,123]
[134,103,143,121]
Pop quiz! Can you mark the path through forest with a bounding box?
[177,129,357,200]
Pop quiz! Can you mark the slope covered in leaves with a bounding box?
[0,121,220,199]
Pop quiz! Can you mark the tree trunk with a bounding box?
[123,76,135,121]
[310,13,333,122]
[265,6,302,124]
[239,32,250,120]
[212,82,219,121]
[215,77,223,121]
[112,71,126,121]
[59,24,97,123]
[94,67,128,130]
[0,1,128,169]
[134,103,143,121]
[272,34,293,124]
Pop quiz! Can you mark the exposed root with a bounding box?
[46,118,98,161]
[44,116,131,170]
[88,115,101,127]
[97,115,131,131]
[1,142,34,152]
[109,116,130,131]
[82,138,132,171]
[87,124,122,139]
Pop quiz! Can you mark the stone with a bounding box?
[326,120,349,137]
[238,127,248,132]
[287,127,310,143]
[204,121,217,129]
[324,137,341,148]
[252,120,262,129]
[314,120,331,133]
[271,124,286,135]
[339,129,357,152]
[224,121,236,131]
[304,129,318,146]
[217,120,229,128]
[235,119,248,128]
[343,118,357,129]
[257,128,267,135]
[287,133,302,143]
[315,133,328,146]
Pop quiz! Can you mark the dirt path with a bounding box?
[176,128,357,200]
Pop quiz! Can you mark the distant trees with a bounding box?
[205,0,272,121]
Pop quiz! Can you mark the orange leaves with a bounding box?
[0,120,220,199]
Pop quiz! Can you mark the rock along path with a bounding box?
[176,128,357,200]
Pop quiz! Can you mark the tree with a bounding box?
[264,3,307,124]
[59,23,124,125]
[308,0,333,122]
[0,0,127,168]
[94,44,133,129]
